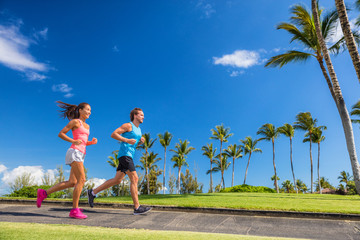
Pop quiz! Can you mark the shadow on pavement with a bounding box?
[0,211,64,219]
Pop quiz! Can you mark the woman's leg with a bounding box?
[46,166,77,195]
[70,161,86,208]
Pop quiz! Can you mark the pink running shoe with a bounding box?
[69,208,87,219]
[36,189,47,208]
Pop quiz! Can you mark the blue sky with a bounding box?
[1,0,360,195]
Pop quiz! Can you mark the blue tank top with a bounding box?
[118,122,142,158]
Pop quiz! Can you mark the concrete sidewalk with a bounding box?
[1,198,360,221]
[1,201,360,239]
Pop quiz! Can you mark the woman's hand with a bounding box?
[72,139,83,145]
[90,137,98,145]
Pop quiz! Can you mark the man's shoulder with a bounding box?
[122,122,132,131]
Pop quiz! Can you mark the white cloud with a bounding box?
[328,19,359,44]
[272,48,281,53]
[230,70,245,77]
[0,164,7,174]
[213,50,261,68]
[112,45,119,52]
[52,83,74,98]
[25,72,47,82]
[0,23,48,74]
[86,178,106,188]
[196,0,216,18]
[64,93,74,98]
[33,27,48,40]
[1,165,46,186]
[52,83,72,93]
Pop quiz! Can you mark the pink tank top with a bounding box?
[70,119,90,154]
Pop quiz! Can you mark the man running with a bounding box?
[87,108,151,215]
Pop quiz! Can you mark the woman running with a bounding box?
[37,101,97,219]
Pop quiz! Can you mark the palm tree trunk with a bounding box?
[290,138,298,194]
[312,0,360,194]
[318,142,321,194]
[177,167,181,194]
[146,166,149,195]
[222,168,225,189]
[232,157,235,187]
[220,141,223,189]
[210,159,213,193]
[163,147,166,194]
[243,153,251,185]
[335,0,360,83]
[272,138,279,193]
[145,150,150,195]
[317,58,337,103]
[310,137,313,193]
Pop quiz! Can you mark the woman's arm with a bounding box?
[58,120,82,145]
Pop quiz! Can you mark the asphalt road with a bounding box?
[0,203,359,240]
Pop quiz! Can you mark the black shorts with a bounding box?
[116,156,136,173]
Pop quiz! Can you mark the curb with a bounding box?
[1,198,360,221]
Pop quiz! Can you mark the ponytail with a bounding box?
[56,101,89,120]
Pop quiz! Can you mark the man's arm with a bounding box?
[111,123,136,144]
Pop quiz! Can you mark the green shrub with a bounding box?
[220,184,276,193]
[346,181,358,195]
[7,185,66,198]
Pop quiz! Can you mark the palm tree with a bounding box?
[350,100,360,125]
[338,171,353,185]
[265,3,345,103]
[137,152,161,173]
[304,126,326,194]
[105,151,122,196]
[271,175,280,190]
[278,123,298,193]
[107,150,119,168]
[294,112,317,193]
[266,2,360,193]
[296,179,308,193]
[202,143,217,192]
[281,180,294,193]
[207,153,231,188]
[158,131,173,194]
[257,123,280,193]
[137,151,161,194]
[335,0,360,82]
[171,139,195,194]
[224,144,243,187]
[137,133,156,195]
[210,124,233,189]
[311,0,360,194]
[240,136,262,185]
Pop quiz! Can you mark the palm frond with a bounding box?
[265,51,313,68]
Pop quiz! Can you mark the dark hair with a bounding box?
[56,101,89,120]
[130,108,143,121]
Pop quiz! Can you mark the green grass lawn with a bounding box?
[2,192,360,214]
[93,192,360,214]
[0,222,309,240]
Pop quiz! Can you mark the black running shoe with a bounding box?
[87,189,96,208]
[133,205,152,215]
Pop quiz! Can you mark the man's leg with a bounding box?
[87,170,125,208]
[126,170,140,209]
[93,171,125,195]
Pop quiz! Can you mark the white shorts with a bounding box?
[65,148,85,165]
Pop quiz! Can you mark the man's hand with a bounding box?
[126,139,137,145]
